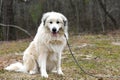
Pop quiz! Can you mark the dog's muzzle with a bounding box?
[52,27,58,36]
[52,27,57,33]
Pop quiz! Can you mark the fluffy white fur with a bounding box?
[4,12,68,78]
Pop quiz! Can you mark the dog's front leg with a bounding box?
[57,52,64,75]
[38,53,48,78]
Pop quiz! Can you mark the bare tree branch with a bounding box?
[98,0,117,26]
[0,23,32,38]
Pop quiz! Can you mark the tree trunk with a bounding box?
[1,0,16,40]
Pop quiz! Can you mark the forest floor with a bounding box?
[0,34,120,80]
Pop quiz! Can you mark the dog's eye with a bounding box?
[50,21,53,24]
[56,21,60,24]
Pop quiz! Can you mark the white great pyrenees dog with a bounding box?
[5,12,68,78]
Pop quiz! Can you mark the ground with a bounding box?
[0,34,120,80]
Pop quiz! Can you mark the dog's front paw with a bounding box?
[57,70,64,75]
[29,70,38,75]
[41,72,48,78]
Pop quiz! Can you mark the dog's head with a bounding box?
[41,12,68,38]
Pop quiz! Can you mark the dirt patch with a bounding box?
[112,42,120,46]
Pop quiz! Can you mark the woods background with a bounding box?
[0,0,120,41]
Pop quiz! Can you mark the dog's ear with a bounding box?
[43,17,48,25]
[61,15,69,39]
[41,12,50,25]
[61,15,68,27]
[63,20,67,27]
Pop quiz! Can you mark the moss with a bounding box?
[29,3,42,24]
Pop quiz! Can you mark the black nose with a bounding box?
[52,28,57,32]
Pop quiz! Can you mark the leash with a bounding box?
[64,34,120,80]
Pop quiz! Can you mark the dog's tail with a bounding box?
[4,62,26,73]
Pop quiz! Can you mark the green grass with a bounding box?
[0,34,120,80]
[0,39,30,55]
